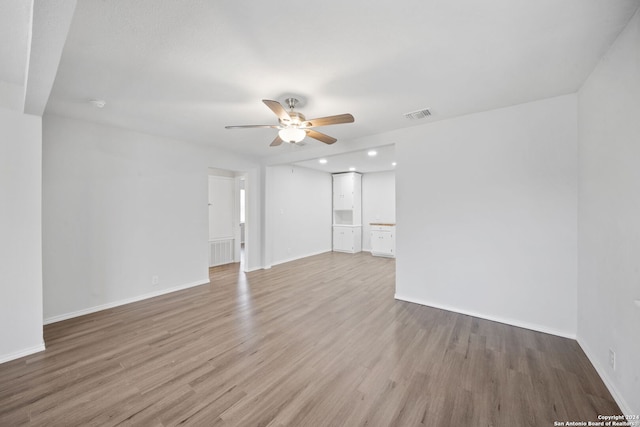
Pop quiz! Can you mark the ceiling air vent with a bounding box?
[403,108,431,120]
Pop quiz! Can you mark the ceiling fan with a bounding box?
[225,98,354,146]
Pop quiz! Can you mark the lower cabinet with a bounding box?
[333,226,362,253]
[371,224,395,257]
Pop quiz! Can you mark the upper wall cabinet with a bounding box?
[333,173,355,210]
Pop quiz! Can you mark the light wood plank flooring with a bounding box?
[0,252,620,426]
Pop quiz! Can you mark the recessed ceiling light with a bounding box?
[89,98,106,108]
[392,162,397,166]
[318,158,328,164]
[349,167,356,171]
[367,150,377,157]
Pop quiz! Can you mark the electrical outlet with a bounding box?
[609,349,616,370]
[152,275,159,286]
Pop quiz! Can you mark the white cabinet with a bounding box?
[332,172,362,253]
[370,224,395,257]
[333,173,357,210]
[333,226,362,253]
[332,173,361,213]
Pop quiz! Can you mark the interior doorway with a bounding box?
[207,168,246,269]
[239,178,246,266]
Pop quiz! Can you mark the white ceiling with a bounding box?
[39,0,640,162]
[295,145,396,174]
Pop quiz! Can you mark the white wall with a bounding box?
[267,165,332,266]
[42,115,262,322]
[577,9,640,415]
[396,94,578,338]
[0,107,45,362]
[362,171,396,251]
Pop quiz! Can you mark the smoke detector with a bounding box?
[403,108,431,120]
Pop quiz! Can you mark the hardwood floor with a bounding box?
[0,252,620,426]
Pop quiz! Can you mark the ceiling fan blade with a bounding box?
[263,99,291,122]
[270,135,284,146]
[306,129,337,145]
[225,124,280,129]
[304,113,354,128]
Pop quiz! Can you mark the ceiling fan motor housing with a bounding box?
[280,111,306,126]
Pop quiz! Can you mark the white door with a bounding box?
[333,175,344,210]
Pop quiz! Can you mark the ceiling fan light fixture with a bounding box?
[278,127,306,143]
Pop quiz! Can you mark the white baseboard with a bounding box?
[44,278,209,325]
[394,294,576,340]
[0,342,46,364]
[577,337,633,416]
